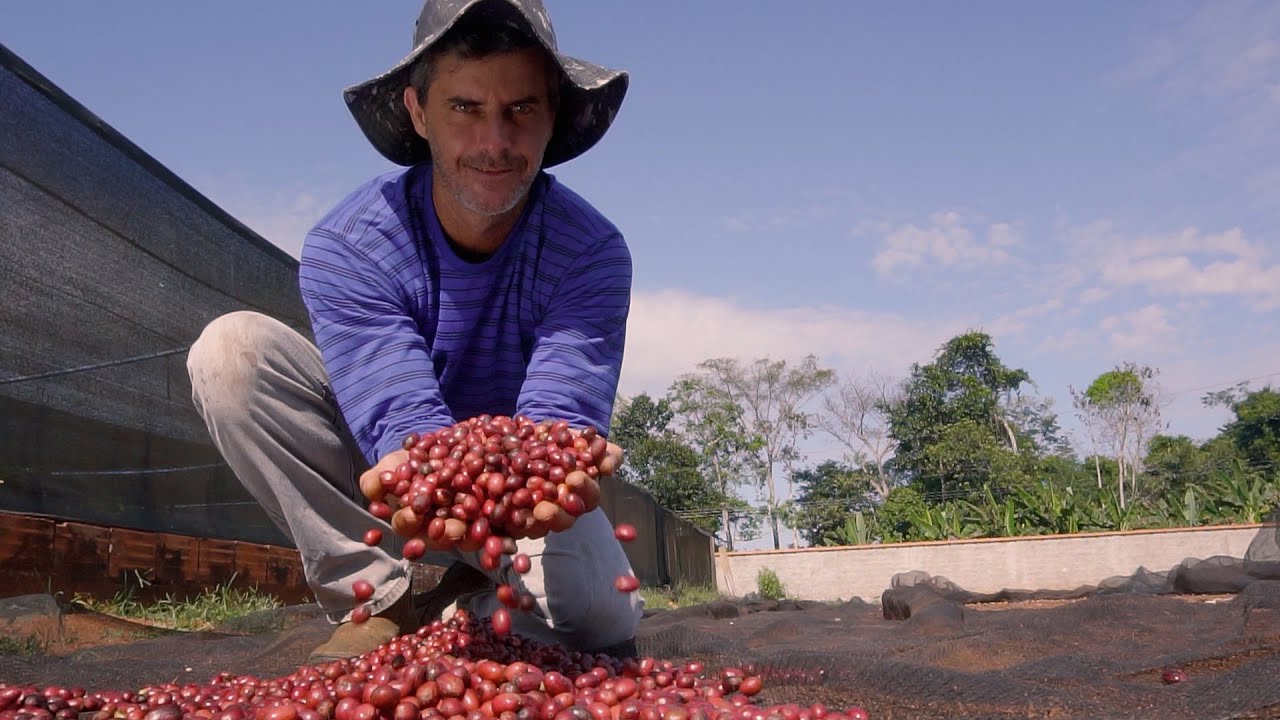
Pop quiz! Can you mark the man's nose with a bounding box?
[477,113,516,153]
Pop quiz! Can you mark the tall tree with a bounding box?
[680,355,835,549]
[610,393,730,535]
[817,371,900,500]
[1072,363,1164,508]
[785,460,879,546]
[886,331,1032,497]
[667,377,762,549]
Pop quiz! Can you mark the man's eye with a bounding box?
[511,103,533,115]
[452,102,474,113]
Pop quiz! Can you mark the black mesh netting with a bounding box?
[3,535,1278,720]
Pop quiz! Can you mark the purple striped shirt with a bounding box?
[299,165,631,464]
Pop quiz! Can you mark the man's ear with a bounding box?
[404,86,429,140]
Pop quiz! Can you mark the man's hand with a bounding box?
[521,439,622,538]
[358,434,625,552]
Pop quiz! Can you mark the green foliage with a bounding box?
[72,576,281,631]
[1201,458,1279,524]
[639,582,724,609]
[904,501,980,541]
[876,486,929,542]
[0,634,43,655]
[1217,387,1280,472]
[612,393,732,535]
[785,460,877,546]
[756,568,787,600]
[831,511,872,546]
[886,331,1035,496]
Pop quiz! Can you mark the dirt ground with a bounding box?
[2,585,1277,720]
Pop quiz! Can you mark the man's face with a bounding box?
[406,48,556,221]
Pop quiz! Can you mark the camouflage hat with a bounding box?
[343,0,629,168]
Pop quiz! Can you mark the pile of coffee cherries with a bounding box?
[353,415,640,633]
[0,610,869,720]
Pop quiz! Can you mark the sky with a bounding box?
[6,2,1280,520]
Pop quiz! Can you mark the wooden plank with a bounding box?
[154,533,201,586]
[198,538,237,586]
[107,527,160,584]
[0,514,55,594]
[233,541,272,587]
[265,546,309,604]
[53,521,114,597]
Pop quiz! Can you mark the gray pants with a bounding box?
[186,310,642,650]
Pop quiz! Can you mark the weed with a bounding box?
[72,574,282,631]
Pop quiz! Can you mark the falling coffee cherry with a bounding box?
[512,553,532,574]
[491,608,512,637]
[363,528,383,546]
[352,580,375,603]
[350,605,371,624]
[614,574,640,593]
[614,523,637,542]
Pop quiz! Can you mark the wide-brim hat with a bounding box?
[343,0,629,168]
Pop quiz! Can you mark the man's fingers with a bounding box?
[597,442,624,476]
[565,470,601,511]
[359,471,384,502]
[532,500,575,533]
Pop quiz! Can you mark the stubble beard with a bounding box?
[429,138,540,219]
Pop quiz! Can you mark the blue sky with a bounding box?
[6,1,1280,469]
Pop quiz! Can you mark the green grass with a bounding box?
[0,634,44,656]
[641,582,725,609]
[72,575,283,632]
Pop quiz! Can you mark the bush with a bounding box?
[756,568,786,600]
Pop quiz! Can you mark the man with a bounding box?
[186,0,641,663]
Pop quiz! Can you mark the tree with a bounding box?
[816,371,900,500]
[785,460,878,546]
[1004,392,1074,458]
[1071,363,1164,508]
[610,393,730,535]
[667,377,763,549]
[680,355,835,549]
[885,331,1033,497]
[1213,385,1280,474]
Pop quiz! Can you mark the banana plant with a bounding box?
[829,510,873,545]
[907,502,980,540]
[1153,486,1203,527]
[1202,460,1279,524]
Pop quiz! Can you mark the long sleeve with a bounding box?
[516,232,632,437]
[299,217,455,465]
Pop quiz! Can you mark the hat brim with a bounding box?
[343,34,628,168]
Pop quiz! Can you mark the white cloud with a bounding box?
[986,298,1066,338]
[1099,304,1176,352]
[1079,287,1111,304]
[872,211,1021,276]
[1067,223,1280,309]
[619,289,962,398]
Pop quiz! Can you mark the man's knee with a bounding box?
[186,311,282,408]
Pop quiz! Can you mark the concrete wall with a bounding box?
[715,524,1271,602]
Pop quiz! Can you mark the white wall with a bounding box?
[715,524,1270,602]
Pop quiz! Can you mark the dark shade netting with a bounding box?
[0,43,307,546]
[3,532,1278,720]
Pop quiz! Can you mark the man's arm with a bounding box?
[516,232,633,436]
[299,223,455,465]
